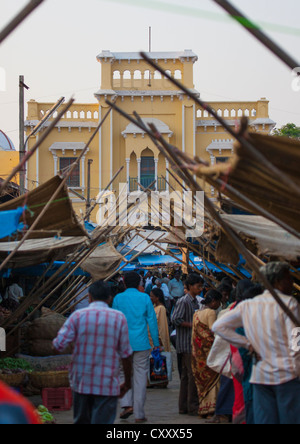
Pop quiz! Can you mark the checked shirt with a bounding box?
[53,301,132,396]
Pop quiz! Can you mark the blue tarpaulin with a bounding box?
[0,207,25,239]
[136,253,251,278]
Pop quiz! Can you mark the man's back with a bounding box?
[213,290,300,386]
[113,288,159,352]
[53,301,132,396]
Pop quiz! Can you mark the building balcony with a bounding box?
[129,176,167,193]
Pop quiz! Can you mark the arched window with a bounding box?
[244,109,250,117]
[123,70,131,80]
[134,70,142,80]
[203,110,209,118]
[144,70,151,80]
[217,109,223,117]
[224,109,229,118]
[231,109,236,118]
[87,111,92,119]
[94,111,99,120]
[197,109,202,118]
[251,109,257,117]
[154,71,162,79]
[174,70,182,79]
[67,111,72,119]
[113,71,121,79]
[164,70,172,79]
[80,111,85,119]
[238,109,243,117]
[73,111,79,119]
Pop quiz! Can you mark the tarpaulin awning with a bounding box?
[0,207,24,239]
[80,241,124,281]
[0,236,88,269]
[0,176,88,240]
[1,261,90,278]
[137,254,183,266]
[195,133,300,235]
[221,214,300,261]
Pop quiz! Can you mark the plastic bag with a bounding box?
[149,349,168,385]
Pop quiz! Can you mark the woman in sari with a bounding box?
[192,289,222,418]
[150,288,171,353]
[149,288,171,388]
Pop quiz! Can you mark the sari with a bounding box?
[192,309,220,417]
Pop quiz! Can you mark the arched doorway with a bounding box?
[141,148,155,190]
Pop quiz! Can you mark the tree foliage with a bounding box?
[272,123,300,139]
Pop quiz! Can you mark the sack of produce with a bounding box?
[27,339,73,357]
[26,309,67,341]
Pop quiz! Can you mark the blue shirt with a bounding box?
[113,288,160,352]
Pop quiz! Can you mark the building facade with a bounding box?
[25,50,276,222]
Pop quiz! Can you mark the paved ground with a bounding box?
[28,349,207,425]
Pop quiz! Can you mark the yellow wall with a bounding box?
[25,52,275,223]
[0,151,19,184]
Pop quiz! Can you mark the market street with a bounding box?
[29,350,206,425]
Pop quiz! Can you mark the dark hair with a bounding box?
[202,289,222,306]
[150,288,166,307]
[217,283,232,294]
[124,272,141,289]
[186,273,204,289]
[235,279,255,303]
[221,277,233,287]
[89,281,112,302]
[237,284,263,304]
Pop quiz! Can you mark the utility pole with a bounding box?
[86,159,93,222]
[19,75,29,195]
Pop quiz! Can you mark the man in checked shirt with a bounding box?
[53,281,133,425]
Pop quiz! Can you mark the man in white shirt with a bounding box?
[212,262,300,425]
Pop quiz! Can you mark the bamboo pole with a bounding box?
[59,279,93,315]
[52,275,85,311]
[139,52,300,198]
[147,122,300,326]
[0,97,74,193]
[104,233,166,282]
[0,0,45,44]
[0,106,113,272]
[84,166,124,222]
[212,0,300,71]
[123,109,299,323]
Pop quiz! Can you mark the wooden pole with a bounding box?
[212,0,300,71]
[139,52,300,197]
[0,97,74,193]
[0,0,45,44]
[148,123,300,326]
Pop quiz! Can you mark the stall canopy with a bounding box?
[136,253,251,278]
[220,214,300,261]
[0,176,88,240]
[195,133,300,234]
[80,241,124,281]
[0,236,88,269]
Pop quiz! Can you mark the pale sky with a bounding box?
[0,0,300,148]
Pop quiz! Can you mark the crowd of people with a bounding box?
[51,263,300,425]
[1,262,299,425]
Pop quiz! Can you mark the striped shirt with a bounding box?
[53,302,132,396]
[212,290,300,386]
[171,294,200,354]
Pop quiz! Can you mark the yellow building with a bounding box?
[0,129,19,185]
[25,50,276,222]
